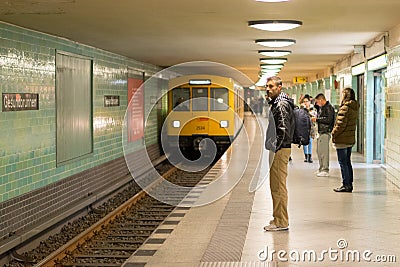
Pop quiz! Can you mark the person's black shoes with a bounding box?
[333,185,353,193]
[304,154,313,163]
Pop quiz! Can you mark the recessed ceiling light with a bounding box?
[260,58,287,64]
[248,20,302,31]
[255,39,296,48]
[259,50,291,57]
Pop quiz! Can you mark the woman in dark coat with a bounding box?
[331,88,359,192]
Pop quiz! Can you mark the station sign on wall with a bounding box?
[2,93,39,112]
[104,95,120,107]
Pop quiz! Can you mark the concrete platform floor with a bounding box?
[124,114,399,267]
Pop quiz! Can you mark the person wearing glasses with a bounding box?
[311,93,335,177]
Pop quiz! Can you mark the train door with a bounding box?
[191,87,209,150]
[356,74,364,154]
[373,70,386,163]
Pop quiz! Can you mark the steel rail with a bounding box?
[34,165,177,267]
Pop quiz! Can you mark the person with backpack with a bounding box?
[300,95,317,163]
[264,76,295,232]
[311,93,335,177]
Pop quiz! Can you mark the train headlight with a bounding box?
[172,120,181,128]
[220,120,229,128]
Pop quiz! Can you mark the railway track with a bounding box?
[4,159,212,267]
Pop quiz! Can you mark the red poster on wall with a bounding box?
[128,77,144,143]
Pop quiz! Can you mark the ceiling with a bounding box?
[1,0,400,87]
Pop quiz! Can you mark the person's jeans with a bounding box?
[303,137,313,155]
[336,147,353,187]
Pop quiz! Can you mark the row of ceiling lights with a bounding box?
[248,0,303,86]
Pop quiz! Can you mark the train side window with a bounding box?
[172,88,190,111]
[192,87,208,111]
[211,88,229,111]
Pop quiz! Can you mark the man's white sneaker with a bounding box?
[263,223,289,231]
[316,171,329,177]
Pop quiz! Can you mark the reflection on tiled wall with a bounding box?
[385,48,400,188]
[0,22,161,202]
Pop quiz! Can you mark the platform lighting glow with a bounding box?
[260,58,287,64]
[189,79,211,85]
[261,70,281,75]
[367,54,387,71]
[255,39,296,48]
[261,64,283,70]
[248,20,302,32]
[259,70,279,77]
[260,69,281,76]
[255,76,268,87]
[259,50,291,57]
[256,0,289,2]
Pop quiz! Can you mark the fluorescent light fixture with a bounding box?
[367,54,387,71]
[260,69,280,74]
[220,120,229,128]
[260,58,287,64]
[351,63,365,76]
[256,39,296,47]
[260,72,279,78]
[172,120,180,128]
[259,50,291,57]
[248,20,302,31]
[189,79,211,85]
[260,64,284,69]
[256,0,289,2]
[261,69,281,74]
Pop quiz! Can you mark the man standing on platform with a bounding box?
[264,76,295,232]
[311,93,335,177]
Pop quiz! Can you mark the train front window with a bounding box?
[172,88,190,111]
[192,87,208,111]
[211,88,229,111]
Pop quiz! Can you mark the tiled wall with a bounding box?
[0,22,167,240]
[0,22,162,203]
[385,47,400,187]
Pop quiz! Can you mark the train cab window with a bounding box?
[172,88,190,111]
[192,87,208,111]
[211,88,229,111]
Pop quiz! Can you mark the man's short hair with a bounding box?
[315,93,326,100]
[266,76,282,87]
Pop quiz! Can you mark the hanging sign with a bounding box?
[293,76,308,83]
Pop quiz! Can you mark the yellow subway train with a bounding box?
[165,74,245,155]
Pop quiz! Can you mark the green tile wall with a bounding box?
[0,22,162,203]
[385,48,400,187]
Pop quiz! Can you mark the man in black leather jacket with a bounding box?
[312,93,335,177]
[264,76,295,232]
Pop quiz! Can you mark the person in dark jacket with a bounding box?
[264,76,295,231]
[312,93,335,177]
[332,88,359,192]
